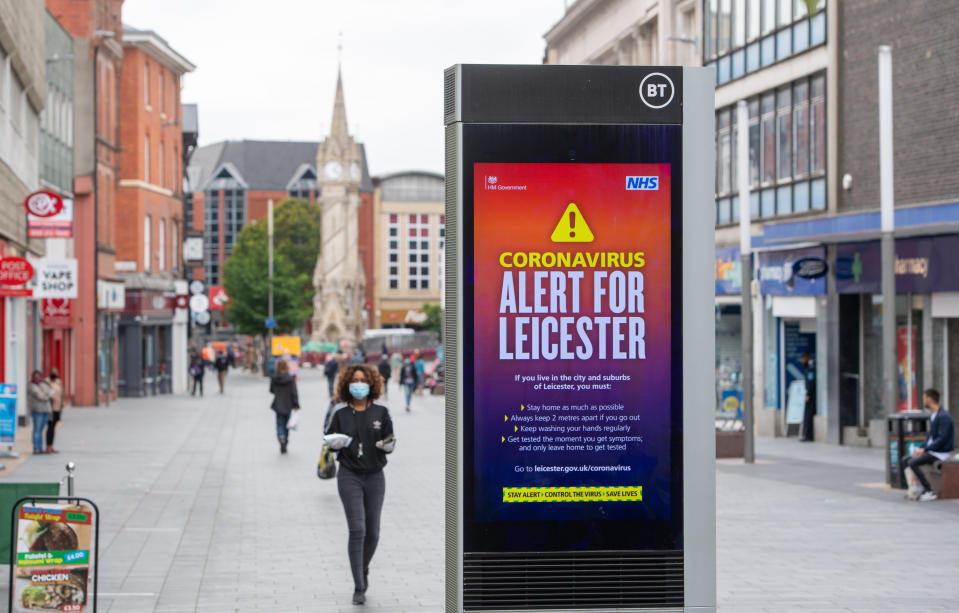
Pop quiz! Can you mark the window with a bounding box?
[144,215,152,271]
[158,72,163,113]
[143,62,149,107]
[144,135,150,182]
[705,0,827,84]
[407,215,430,290]
[158,141,164,187]
[171,222,179,273]
[714,73,826,224]
[158,218,166,271]
[387,214,399,290]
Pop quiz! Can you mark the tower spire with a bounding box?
[329,65,350,146]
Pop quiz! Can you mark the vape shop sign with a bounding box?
[33,259,78,299]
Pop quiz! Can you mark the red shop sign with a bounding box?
[42,298,74,328]
[23,190,64,218]
[0,257,34,285]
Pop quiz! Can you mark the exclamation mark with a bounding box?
[569,211,576,238]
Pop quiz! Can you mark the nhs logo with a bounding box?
[625,176,659,190]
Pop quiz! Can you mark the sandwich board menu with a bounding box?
[9,499,98,612]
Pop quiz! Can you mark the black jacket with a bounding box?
[326,402,394,474]
[400,363,416,385]
[926,409,955,454]
[377,359,391,381]
[269,373,299,415]
[214,356,229,372]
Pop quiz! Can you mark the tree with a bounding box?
[421,303,442,334]
[273,197,322,280]
[223,220,313,335]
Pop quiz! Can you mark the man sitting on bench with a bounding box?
[904,388,954,502]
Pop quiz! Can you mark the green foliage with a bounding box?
[421,303,442,333]
[223,220,313,335]
[802,0,822,16]
[273,198,322,280]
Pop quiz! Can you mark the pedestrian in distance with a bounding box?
[325,363,395,605]
[227,343,236,369]
[799,352,816,442]
[324,354,340,399]
[27,371,54,455]
[400,358,417,413]
[214,351,230,394]
[377,354,392,399]
[189,353,205,396]
[903,388,954,502]
[269,359,300,454]
[414,351,426,395]
[389,351,403,394]
[44,368,64,453]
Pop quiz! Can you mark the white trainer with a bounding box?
[918,491,938,502]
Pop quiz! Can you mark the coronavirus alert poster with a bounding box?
[473,162,674,523]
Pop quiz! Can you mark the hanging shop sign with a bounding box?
[96,281,125,311]
[209,286,229,311]
[189,294,209,313]
[0,384,16,445]
[9,497,99,612]
[757,246,826,295]
[33,259,78,299]
[271,336,301,357]
[194,311,211,326]
[183,237,203,262]
[0,257,35,286]
[41,299,75,329]
[25,192,73,238]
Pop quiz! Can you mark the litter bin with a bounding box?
[887,412,931,489]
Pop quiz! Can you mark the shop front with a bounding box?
[41,299,74,406]
[756,246,826,439]
[118,288,175,397]
[715,246,743,418]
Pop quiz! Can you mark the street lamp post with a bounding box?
[878,46,897,419]
[737,100,754,463]
[267,198,274,375]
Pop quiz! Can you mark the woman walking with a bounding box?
[189,352,205,396]
[326,364,395,605]
[269,359,299,454]
[399,358,417,412]
[27,371,53,455]
[44,368,64,453]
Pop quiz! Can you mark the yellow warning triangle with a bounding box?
[550,203,594,243]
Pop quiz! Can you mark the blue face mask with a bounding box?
[349,382,370,400]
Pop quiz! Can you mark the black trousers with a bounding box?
[45,411,61,447]
[336,466,385,591]
[903,452,938,492]
[191,375,203,396]
[802,399,815,440]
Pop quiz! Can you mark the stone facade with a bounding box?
[312,71,366,343]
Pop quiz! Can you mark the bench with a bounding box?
[928,455,959,499]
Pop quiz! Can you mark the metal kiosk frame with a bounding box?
[444,65,715,612]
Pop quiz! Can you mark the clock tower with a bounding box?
[311,70,366,344]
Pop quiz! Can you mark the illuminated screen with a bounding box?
[462,124,683,551]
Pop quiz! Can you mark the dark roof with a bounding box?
[187,139,374,193]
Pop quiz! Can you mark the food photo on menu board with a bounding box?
[13,503,94,612]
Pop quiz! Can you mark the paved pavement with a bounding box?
[1,369,958,612]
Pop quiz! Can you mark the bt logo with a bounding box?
[638,72,675,109]
[625,176,659,190]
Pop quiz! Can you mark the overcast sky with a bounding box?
[122,0,567,177]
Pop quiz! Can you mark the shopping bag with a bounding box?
[317,445,336,480]
[287,410,300,431]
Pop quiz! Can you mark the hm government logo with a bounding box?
[484,175,527,192]
[626,176,659,190]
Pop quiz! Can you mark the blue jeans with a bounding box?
[403,383,414,408]
[32,412,49,452]
[276,413,290,442]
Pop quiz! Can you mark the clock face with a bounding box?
[350,162,360,180]
[324,160,343,179]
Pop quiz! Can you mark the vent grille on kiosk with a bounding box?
[444,122,460,613]
[444,67,457,124]
[463,551,684,611]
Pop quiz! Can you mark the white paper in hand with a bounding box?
[324,433,353,450]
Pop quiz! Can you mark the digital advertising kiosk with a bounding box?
[444,65,716,612]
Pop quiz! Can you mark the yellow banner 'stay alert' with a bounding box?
[503,486,642,502]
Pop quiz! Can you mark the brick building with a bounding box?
[47,0,125,406]
[113,25,194,396]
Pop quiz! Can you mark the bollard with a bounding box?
[65,461,76,497]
